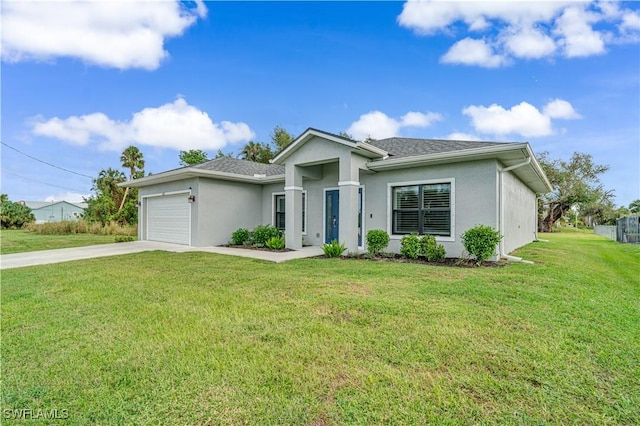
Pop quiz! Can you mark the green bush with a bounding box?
[400,234,421,259]
[231,228,251,245]
[252,225,282,247]
[114,235,135,243]
[461,225,502,263]
[323,240,346,257]
[265,235,285,250]
[0,201,35,229]
[420,235,446,262]
[366,229,389,256]
[24,220,136,236]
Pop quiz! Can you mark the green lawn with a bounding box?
[2,232,639,424]
[0,230,121,254]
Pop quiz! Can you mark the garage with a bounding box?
[145,193,191,245]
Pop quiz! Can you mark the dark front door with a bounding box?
[325,190,339,243]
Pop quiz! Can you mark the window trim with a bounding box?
[387,178,455,242]
[272,190,307,235]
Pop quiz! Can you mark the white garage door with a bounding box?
[146,194,190,245]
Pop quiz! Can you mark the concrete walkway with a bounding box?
[0,241,324,270]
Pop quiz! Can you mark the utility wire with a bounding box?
[1,141,94,179]
[1,169,88,193]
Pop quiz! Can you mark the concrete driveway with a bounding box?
[0,241,324,270]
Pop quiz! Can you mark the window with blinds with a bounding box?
[273,192,306,233]
[392,183,451,236]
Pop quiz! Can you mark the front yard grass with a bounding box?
[2,232,639,424]
[0,230,122,254]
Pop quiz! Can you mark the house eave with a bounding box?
[367,143,552,194]
[121,168,285,188]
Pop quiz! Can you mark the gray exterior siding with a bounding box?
[196,179,262,246]
[361,159,498,258]
[502,170,537,254]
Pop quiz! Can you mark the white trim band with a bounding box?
[338,181,360,186]
[284,186,304,191]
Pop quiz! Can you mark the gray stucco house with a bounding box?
[23,200,87,224]
[124,128,552,258]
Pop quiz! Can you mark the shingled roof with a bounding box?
[367,137,508,159]
[192,157,285,176]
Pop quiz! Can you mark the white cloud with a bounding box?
[32,98,255,151]
[398,0,639,67]
[45,192,90,204]
[347,110,442,140]
[447,132,481,141]
[554,6,605,57]
[1,0,207,70]
[543,99,582,119]
[504,26,556,59]
[441,38,509,68]
[462,99,581,138]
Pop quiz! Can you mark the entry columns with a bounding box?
[285,164,303,250]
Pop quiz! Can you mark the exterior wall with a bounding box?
[138,178,198,243]
[196,178,263,246]
[502,170,537,254]
[32,202,85,223]
[361,159,499,258]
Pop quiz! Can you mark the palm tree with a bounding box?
[118,146,145,212]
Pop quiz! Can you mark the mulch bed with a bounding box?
[336,253,507,268]
[218,244,295,253]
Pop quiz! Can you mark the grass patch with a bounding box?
[0,230,125,254]
[2,233,639,424]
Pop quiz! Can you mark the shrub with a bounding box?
[23,220,136,236]
[265,235,285,250]
[252,225,282,246]
[114,235,135,243]
[400,234,421,259]
[323,240,346,257]
[231,228,251,245]
[366,229,389,256]
[0,201,35,229]
[420,235,446,262]
[461,225,502,263]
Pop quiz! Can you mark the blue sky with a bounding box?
[2,1,639,207]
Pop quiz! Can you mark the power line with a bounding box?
[1,141,94,179]
[1,169,88,193]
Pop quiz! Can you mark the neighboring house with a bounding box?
[123,128,552,258]
[22,201,87,224]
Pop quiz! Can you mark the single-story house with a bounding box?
[22,200,87,224]
[123,128,552,259]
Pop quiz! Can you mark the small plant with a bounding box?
[265,235,285,250]
[323,240,346,257]
[461,225,502,263]
[114,235,135,243]
[231,228,251,245]
[420,235,446,262]
[252,224,281,247]
[400,234,421,259]
[366,229,389,256]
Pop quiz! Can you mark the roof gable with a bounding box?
[193,157,284,177]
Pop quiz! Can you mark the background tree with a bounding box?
[118,146,145,212]
[179,149,209,166]
[0,196,35,229]
[84,168,130,225]
[538,151,612,232]
[214,149,234,159]
[629,199,640,214]
[240,141,274,164]
[271,125,294,152]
